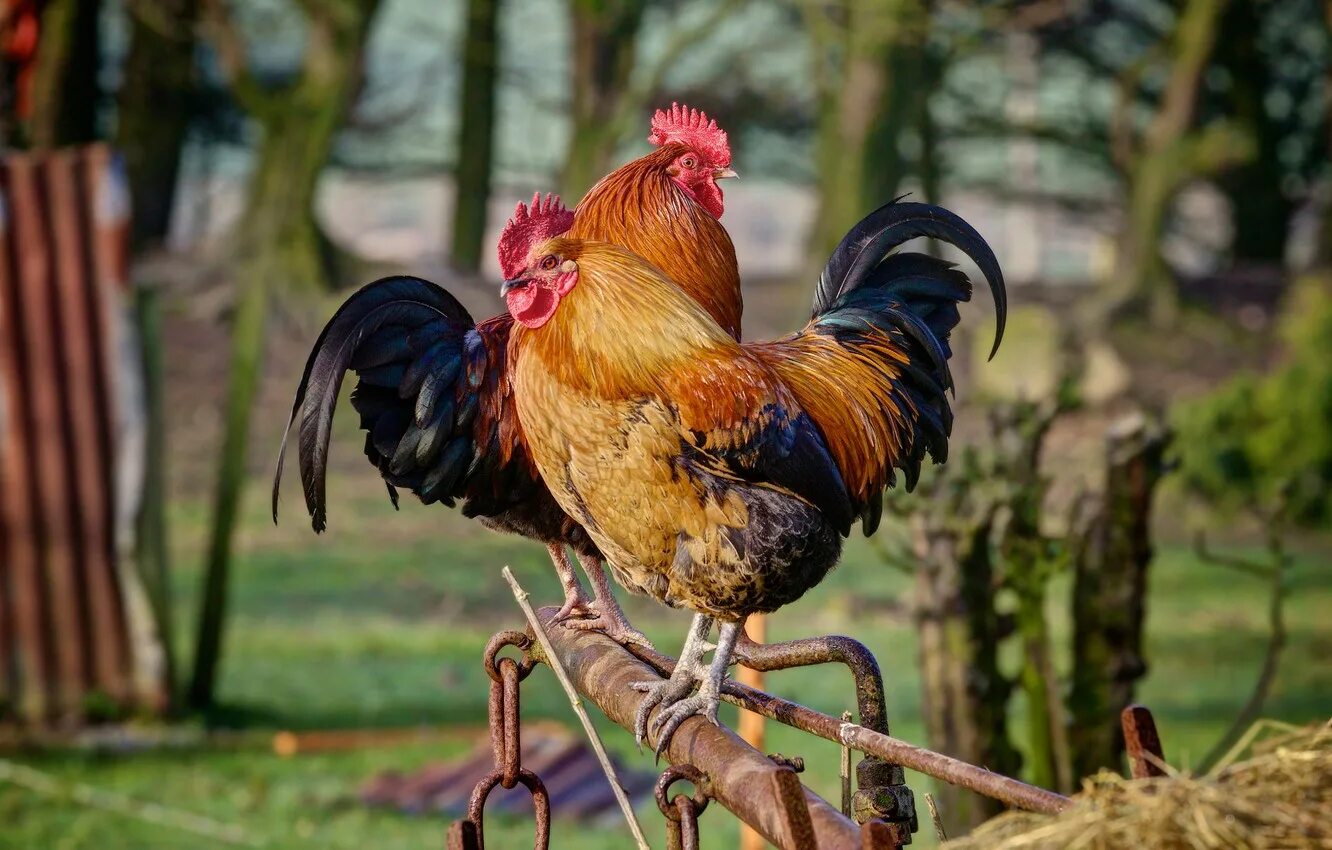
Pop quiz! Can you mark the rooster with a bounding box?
[274,105,739,646]
[498,195,1005,752]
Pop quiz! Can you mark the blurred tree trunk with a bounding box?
[1104,0,1251,326]
[28,0,100,147]
[910,504,1019,833]
[117,0,200,251]
[806,0,926,260]
[1317,0,1332,269]
[450,0,499,272]
[134,286,177,703]
[1066,414,1170,778]
[993,402,1072,793]
[188,0,382,710]
[560,0,646,199]
[1214,1,1291,266]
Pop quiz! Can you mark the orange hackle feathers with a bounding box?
[648,102,731,167]
[568,147,742,338]
[497,192,574,279]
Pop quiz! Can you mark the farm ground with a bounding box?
[3,478,1329,849]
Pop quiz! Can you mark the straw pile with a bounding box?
[945,721,1332,850]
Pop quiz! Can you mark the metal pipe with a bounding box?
[530,609,863,849]
[713,663,1072,816]
[538,608,1072,818]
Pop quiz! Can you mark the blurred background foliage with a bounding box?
[1,0,1330,847]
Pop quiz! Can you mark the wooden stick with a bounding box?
[501,566,651,850]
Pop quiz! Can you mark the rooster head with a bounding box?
[648,102,736,219]
[498,193,577,329]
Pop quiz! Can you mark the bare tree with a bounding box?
[188,0,384,710]
[117,0,200,250]
[28,0,101,147]
[450,0,500,272]
[560,0,748,199]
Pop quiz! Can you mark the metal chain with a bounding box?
[656,764,710,850]
[447,631,550,850]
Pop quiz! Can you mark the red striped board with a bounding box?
[0,144,156,728]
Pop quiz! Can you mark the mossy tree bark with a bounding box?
[187,0,383,710]
[116,0,200,250]
[1067,415,1170,779]
[450,0,500,272]
[28,0,101,147]
[1213,1,1292,265]
[910,505,1020,833]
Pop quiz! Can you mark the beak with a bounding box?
[500,277,528,296]
[715,167,739,180]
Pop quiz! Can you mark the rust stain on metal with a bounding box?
[731,630,916,831]
[770,765,817,849]
[1121,704,1167,779]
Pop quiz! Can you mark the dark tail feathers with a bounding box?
[272,276,478,532]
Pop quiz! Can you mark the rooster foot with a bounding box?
[641,619,741,758]
[631,675,700,752]
[630,614,714,753]
[647,683,722,760]
[562,601,653,649]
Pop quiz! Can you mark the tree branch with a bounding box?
[200,0,278,116]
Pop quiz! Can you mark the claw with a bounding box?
[630,677,696,751]
[650,691,721,760]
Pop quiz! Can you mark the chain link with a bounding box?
[656,764,710,850]
[447,631,549,850]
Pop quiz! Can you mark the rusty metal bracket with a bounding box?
[725,632,918,838]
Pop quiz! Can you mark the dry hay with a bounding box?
[946,720,1332,850]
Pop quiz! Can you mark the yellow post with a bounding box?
[738,613,767,850]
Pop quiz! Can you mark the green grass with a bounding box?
[3,474,1330,849]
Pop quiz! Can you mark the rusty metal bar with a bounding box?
[1121,704,1166,779]
[538,607,1072,820]
[529,608,863,849]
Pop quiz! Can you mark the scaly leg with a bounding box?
[559,554,653,648]
[643,619,741,759]
[631,614,714,750]
[546,544,593,624]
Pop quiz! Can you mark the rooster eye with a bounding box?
[681,155,697,169]
[540,255,558,271]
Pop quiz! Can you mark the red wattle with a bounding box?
[507,286,560,329]
[676,178,724,219]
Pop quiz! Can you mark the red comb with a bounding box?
[497,192,574,279]
[648,102,730,167]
